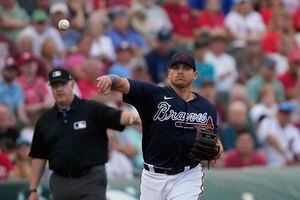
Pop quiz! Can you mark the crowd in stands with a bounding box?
[1,0,300,182]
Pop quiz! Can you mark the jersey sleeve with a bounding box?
[29,120,48,159]
[93,102,125,131]
[123,79,158,111]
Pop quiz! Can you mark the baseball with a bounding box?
[58,19,70,30]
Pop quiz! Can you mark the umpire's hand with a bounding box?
[96,75,113,95]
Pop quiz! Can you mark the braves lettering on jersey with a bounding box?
[123,79,218,168]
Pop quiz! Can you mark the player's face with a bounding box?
[51,81,74,107]
[168,63,197,88]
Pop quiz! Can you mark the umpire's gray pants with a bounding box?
[50,165,107,200]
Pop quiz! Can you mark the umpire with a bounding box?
[28,68,140,200]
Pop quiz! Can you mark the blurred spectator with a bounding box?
[88,13,116,64]
[0,32,15,70]
[221,100,258,151]
[105,0,132,8]
[0,104,19,153]
[259,0,285,26]
[282,0,300,14]
[19,9,65,58]
[246,56,285,105]
[16,34,33,57]
[233,38,263,84]
[40,37,64,74]
[105,130,134,180]
[222,0,234,15]
[65,33,92,80]
[278,48,300,100]
[0,57,28,125]
[196,0,225,35]
[163,0,197,51]
[225,0,266,48]
[130,57,152,82]
[67,0,87,31]
[0,0,30,41]
[78,58,105,100]
[204,33,238,98]
[249,83,278,127]
[223,129,266,168]
[261,9,297,56]
[228,84,249,107]
[10,136,31,179]
[292,5,300,32]
[49,2,81,52]
[130,0,172,45]
[187,0,205,10]
[120,126,143,170]
[108,42,134,78]
[0,150,13,180]
[16,52,52,124]
[145,29,176,83]
[257,102,300,167]
[107,6,149,56]
[198,79,226,126]
[193,34,215,87]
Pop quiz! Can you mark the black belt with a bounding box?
[143,163,198,175]
[54,166,93,178]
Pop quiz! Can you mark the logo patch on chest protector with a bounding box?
[73,121,87,130]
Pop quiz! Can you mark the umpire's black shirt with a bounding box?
[29,96,125,171]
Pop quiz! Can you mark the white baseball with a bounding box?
[58,19,70,30]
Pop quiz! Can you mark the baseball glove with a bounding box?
[189,128,219,162]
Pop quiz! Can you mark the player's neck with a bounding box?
[171,85,194,101]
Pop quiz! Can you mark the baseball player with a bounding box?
[97,52,223,200]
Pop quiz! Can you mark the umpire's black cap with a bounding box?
[48,68,72,85]
[168,52,196,71]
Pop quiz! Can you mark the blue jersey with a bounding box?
[123,80,218,168]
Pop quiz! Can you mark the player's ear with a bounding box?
[193,71,198,80]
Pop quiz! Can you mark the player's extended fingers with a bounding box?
[97,76,111,92]
[101,79,112,95]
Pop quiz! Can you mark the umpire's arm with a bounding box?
[28,159,46,200]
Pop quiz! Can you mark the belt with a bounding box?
[54,166,93,178]
[143,163,198,175]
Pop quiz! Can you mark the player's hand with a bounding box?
[96,75,112,95]
[28,192,39,200]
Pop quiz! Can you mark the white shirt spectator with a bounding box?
[257,117,300,167]
[105,150,134,181]
[131,3,172,39]
[89,35,116,61]
[225,10,266,47]
[204,51,238,92]
[250,103,277,124]
[19,26,65,58]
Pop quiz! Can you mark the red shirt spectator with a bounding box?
[16,76,49,105]
[0,153,13,179]
[78,80,98,100]
[163,2,196,38]
[260,7,273,25]
[293,7,300,32]
[224,150,266,168]
[261,32,281,53]
[223,129,266,168]
[198,10,224,31]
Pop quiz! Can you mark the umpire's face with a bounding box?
[168,63,197,88]
[51,81,74,107]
